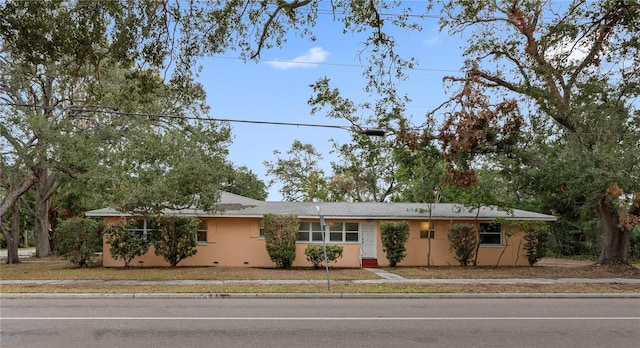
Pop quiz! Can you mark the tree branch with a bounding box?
[251,0,313,59]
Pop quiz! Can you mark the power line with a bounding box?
[211,55,461,74]
[1,103,354,131]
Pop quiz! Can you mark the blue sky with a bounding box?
[198,6,466,200]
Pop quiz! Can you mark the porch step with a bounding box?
[361,258,378,268]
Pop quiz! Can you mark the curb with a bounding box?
[2,292,639,300]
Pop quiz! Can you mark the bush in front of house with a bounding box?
[105,219,150,268]
[380,221,410,267]
[304,244,344,269]
[153,215,199,267]
[54,217,103,267]
[448,223,478,266]
[523,223,549,266]
[263,214,299,269]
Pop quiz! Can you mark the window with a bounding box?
[297,221,359,243]
[130,219,160,243]
[479,223,502,245]
[197,220,208,244]
[258,221,265,239]
[130,219,207,244]
[420,221,436,239]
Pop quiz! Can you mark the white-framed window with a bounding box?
[258,221,265,239]
[130,219,208,244]
[479,223,502,245]
[420,221,436,239]
[197,220,208,244]
[297,221,359,243]
[297,221,324,242]
[329,222,359,242]
[130,219,160,243]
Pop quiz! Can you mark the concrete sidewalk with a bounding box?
[2,266,640,285]
[2,261,639,299]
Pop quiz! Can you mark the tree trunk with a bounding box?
[0,170,37,218]
[1,204,22,264]
[34,171,53,258]
[595,197,631,265]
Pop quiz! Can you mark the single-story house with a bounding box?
[86,192,556,268]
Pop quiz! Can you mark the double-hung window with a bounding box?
[329,222,359,242]
[197,220,208,244]
[479,223,502,246]
[297,221,359,243]
[130,219,160,243]
[420,221,436,239]
[130,218,208,244]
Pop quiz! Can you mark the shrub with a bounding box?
[54,217,103,267]
[448,224,478,266]
[304,244,344,269]
[105,219,150,268]
[523,224,550,266]
[153,215,199,267]
[263,214,299,269]
[380,221,410,267]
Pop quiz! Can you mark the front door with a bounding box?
[361,222,376,258]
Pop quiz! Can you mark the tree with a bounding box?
[264,141,329,202]
[309,78,404,202]
[105,220,150,268]
[0,1,236,258]
[522,223,550,267]
[380,221,410,267]
[222,165,268,201]
[438,0,640,265]
[304,244,343,269]
[263,214,299,269]
[153,215,199,267]
[53,217,103,268]
[448,224,478,267]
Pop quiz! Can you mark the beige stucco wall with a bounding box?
[102,217,530,268]
[374,220,529,267]
[102,217,363,268]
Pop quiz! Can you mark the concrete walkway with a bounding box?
[0,247,36,259]
[2,277,640,286]
[2,267,639,299]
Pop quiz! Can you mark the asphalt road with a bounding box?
[1,298,639,347]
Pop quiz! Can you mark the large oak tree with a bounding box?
[437,0,640,264]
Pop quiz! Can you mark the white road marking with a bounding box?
[2,317,639,320]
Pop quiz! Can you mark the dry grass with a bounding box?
[0,256,376,281]
[387,264,640,280]
[2,282,639,294]
[1,256,639,294]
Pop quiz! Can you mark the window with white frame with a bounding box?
[419,221,436,239]
[197,220,208,244]
[329,222,359,242]
[297,221,359,243]
[479,223,502,245]
[130,219,160,243]
[130,218,208,244]
[258,220,265,239]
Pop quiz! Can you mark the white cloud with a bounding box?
[422,36,439,46]
[266,47,330,70]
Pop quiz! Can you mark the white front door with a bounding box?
[361,222,376,258]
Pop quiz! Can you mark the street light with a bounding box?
[361,128,386,137]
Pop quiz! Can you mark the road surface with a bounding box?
[1,297,639,347]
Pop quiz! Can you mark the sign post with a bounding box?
[315,205,330,291]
